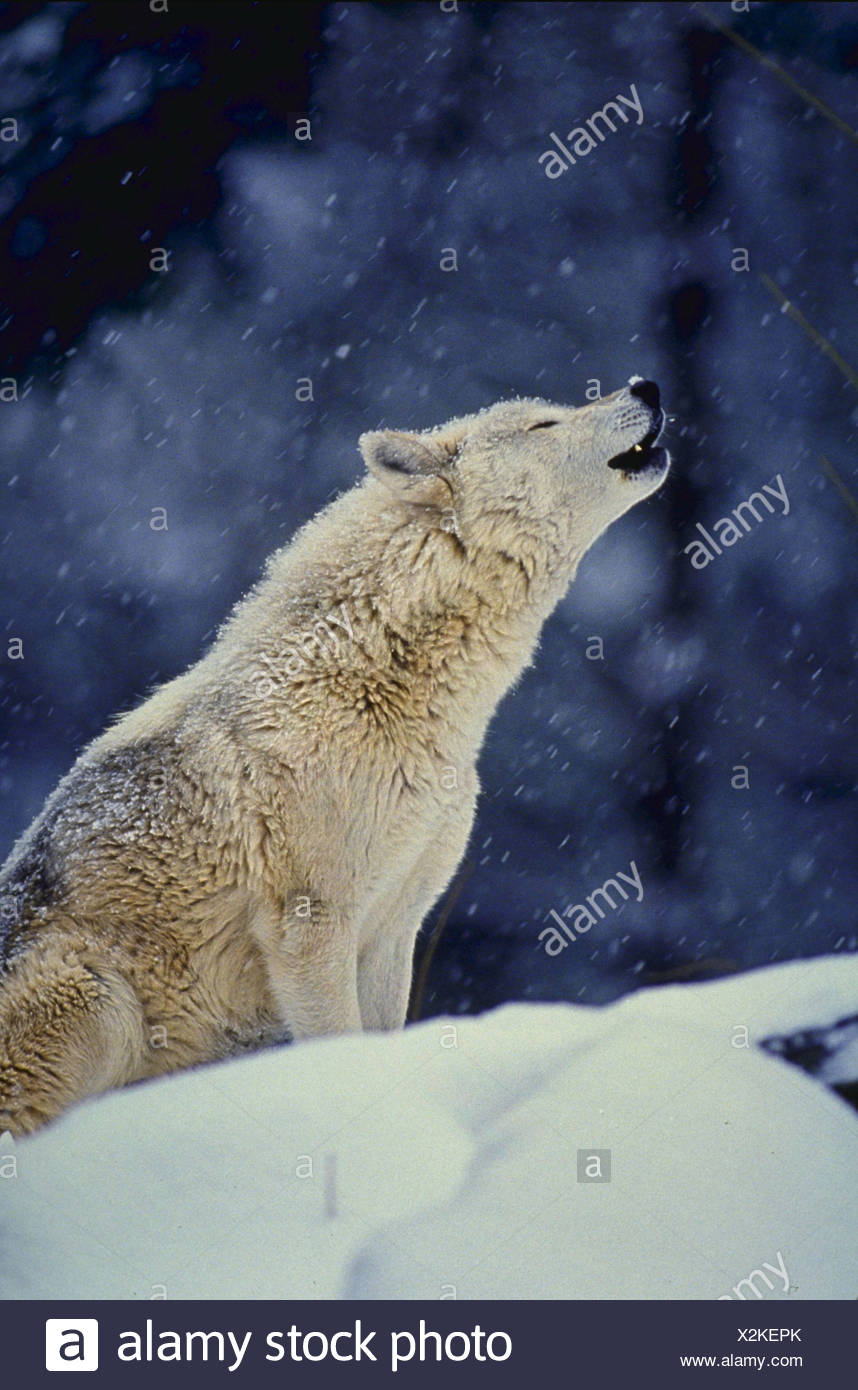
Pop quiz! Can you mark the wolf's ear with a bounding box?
[359,430,453,508]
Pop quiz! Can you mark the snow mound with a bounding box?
[1,957,856,1300]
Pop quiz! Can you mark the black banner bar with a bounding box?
[3,1299,854,1386]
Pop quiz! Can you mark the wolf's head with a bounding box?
[360,380,669,591]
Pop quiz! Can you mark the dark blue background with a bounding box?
[1,1,856,1015]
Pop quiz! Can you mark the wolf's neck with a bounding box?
[339,494,565,736]
[254,482,568,746]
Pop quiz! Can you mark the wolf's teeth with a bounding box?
[633,444,643,453]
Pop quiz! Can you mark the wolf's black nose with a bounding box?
[629,379,660,411]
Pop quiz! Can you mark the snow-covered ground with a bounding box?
[1,956,857,1301]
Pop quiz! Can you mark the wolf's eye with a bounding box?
[528,420,560,430]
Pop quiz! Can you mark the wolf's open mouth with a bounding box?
[607,410,667,475]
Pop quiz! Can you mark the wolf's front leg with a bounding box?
[357,932,416,1031]
[252,900,362,1040]
[356,806,476,1031]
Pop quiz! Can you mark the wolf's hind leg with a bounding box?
[0,954,147,1135]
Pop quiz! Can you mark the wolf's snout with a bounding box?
[607,378,671,481]
[628,378,660,412]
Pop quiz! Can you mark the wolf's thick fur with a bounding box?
[0,382,669,1132]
